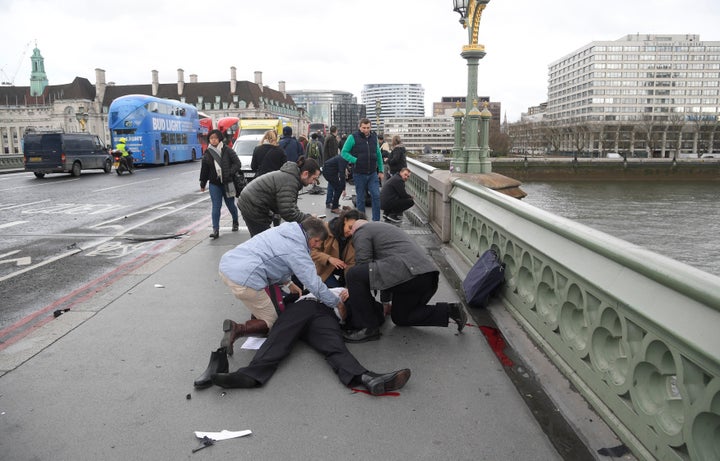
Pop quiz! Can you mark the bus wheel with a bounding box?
[34,172,45,179]
[191,149,197,161]
[163,151,170,166]
[71,162,82,177]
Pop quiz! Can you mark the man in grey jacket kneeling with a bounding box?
[342,220,467,343]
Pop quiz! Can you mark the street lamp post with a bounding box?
[75,105,89,132]
[374,99,382,133]
[453,0,492,174]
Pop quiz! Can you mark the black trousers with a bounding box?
[382,197,414,215]
[345,265,449,329]
[232,300,367,386]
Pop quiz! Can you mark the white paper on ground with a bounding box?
[241,337,266,350]
[194,429,252,441]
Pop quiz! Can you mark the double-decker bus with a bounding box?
[217,117,240,148]
[198,112,212,152]
[108,94,204,165]
[308,122,328,138]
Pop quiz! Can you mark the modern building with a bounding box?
[531,34,720,157]
[0,48,305,154]
[286,89,365,136]
[361,83,425,132]
[383,117,455,155]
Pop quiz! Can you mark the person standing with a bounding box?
[250,129,287,178]
[322,154,348,213]
[342,220,467,342]
[237,158,321,237]
[199,129,241,239]
[380,167,414,222]
[323,125,339,160]
[278,126,305,162]
[341,118,384,221]
[307,132,323,163]
[386,134,407,179]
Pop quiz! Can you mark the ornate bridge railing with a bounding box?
[406,157,720,461]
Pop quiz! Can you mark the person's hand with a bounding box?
[339,289,349,302]
[329,257,347,270]
[200,186,206,192]
[288,282,303,296]
[341,190,346,197]
[337,301,347,320]
[378,172,384,181]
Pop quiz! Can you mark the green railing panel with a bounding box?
[406,160,720,461]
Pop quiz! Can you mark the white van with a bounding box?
[606,152,622,159]
[700,153,720,159]
[233,134,263,179]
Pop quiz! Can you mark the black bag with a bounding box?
[462,249,505,308]
[232,170,247,197]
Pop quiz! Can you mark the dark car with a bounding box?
[23,132,112,178]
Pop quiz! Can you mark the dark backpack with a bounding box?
[462,249,505,308]
[307,140,320,159]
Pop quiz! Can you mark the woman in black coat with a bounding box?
[200,129,242,239]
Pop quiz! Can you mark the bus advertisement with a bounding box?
[217,117,240,148]
[108,94,204,165]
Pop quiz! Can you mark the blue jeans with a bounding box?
[353,172,381,221]
[209,182,239,230]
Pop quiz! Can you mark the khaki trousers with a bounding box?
[219,272,278,328]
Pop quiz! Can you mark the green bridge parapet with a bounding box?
[406,157,720,461]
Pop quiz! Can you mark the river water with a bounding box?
[519,181,720,277]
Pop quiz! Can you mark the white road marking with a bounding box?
[0,221,27,229]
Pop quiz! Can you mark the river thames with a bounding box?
[519,181,720,277]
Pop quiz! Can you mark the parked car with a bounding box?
[606,152,622,159]
[700,153,720,159]
[23,132,112,178]
[232,134,263,179]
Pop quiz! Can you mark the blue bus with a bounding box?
[108,94,204,165]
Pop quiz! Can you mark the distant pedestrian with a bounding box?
[341,118,384,221]
[322,154,348,213]
[250,130,287,177]
[278,126,305,162]
[386,134,407,178]
[307,132,323,162]
[199,129,241,239]
[323,125,339,160]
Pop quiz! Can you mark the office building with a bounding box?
[539,34,720,156]
[361,83,425,132]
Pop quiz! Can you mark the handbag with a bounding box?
[232,170,247,197]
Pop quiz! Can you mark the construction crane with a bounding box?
[0,41,32,86]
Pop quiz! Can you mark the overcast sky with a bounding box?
[1,0,719,122]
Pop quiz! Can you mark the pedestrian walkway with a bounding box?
[0,181,605,460]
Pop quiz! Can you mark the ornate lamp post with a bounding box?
[75,105,89,132]
[453,0,492,174]
[374,99,382,133]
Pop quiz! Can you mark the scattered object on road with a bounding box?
[154,284,165,288]
[192,436,214,453]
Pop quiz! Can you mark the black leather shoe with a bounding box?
[193,347,229,389]
[448,302,467,332]
[232,221,239,231]
[343,327,381,343]
[209,229,219,239]
[361,369,411,395]
[211,371,260,389]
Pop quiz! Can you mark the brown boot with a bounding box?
[220,318,269,356]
